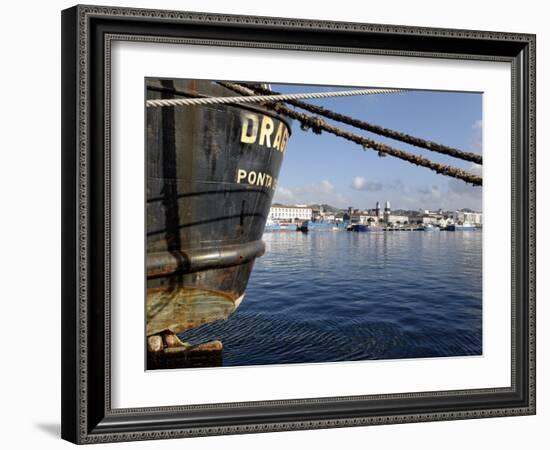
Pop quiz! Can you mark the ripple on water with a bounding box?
[178,231,482,367]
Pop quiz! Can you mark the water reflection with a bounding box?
[179,231,482,366]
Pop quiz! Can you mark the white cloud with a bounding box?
[386,178,407,192]
[350,176,383,191]
[418,185,441,198]
[274,175,482,211]
[273,186,295,202]
[390,179,482,212]
[470,119,482,153]
[316,180,335,194]
[273,180,349,207]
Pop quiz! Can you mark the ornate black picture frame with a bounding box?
[61,4,536,444]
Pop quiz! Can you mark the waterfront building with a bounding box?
[452,210,482,225]
[349,201,410,226]
[419,208,457,227]
[350,213,361,224]
[310,206,322,220]
[268,204,313,223]
[357,214,377,224]
[346,201,410,226]
[421,208,444,216]
[387,214,409,225]
[381,201,408,224]
[422,215,443,226]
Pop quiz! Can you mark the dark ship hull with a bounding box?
[146,79,291,337]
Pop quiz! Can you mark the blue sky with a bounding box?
[270,83,482,211]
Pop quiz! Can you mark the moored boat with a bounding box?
[350,224,384,232]
[420,224,440,231]
[264,220,297,232]
[307,221,343,231]
[446,223,476,231]
[146,79,292,345]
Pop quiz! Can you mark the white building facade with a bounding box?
[386,214,409,224]
[421,215,452,227]
[268,204,312,222]
[453,211,483,225]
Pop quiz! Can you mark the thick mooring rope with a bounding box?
[231,83,482,165]
[146,87,404,108]
[220,82,482,186]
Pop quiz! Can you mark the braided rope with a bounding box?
[231,82,482,165]
[221,82,482,186]
[146,88,404,108]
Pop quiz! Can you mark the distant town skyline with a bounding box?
[271,200,481,214]
[267,202,482,228]
[271,83,482,211]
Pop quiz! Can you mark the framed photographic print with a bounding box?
[61,4,536,444]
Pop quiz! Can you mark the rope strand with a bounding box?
[146,87,404,108]
[231,82,482,165]
[220,82,482,186]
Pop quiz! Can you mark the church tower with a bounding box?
[384,201,391,223]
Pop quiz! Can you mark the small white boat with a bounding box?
[421,224,440,231]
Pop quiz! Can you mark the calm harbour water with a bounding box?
[179,230,482,366]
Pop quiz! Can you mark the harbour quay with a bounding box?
[264,201,482,232]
